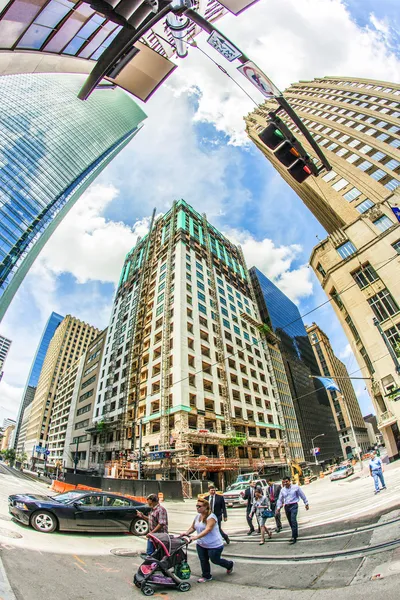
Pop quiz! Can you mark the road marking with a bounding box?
[73,563,88,574]
[95,562,120,573]
[73,555,86,565]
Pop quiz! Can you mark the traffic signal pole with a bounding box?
[180,6,331,174]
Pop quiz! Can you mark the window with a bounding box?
[371,151,386,161]
[352,263,378,288]
[343,187,361,202]
[345,315,360,342]
[386,159,400,171]
[360,346,375,375]
[370,169,386,181]
[316,263,326,277]
[332,178,349,191]
[322,170,337,182]
[367,289,399,322]
[384,324,400,351]
[377,133,389,142]
[356,199,374,213]
[222,319,231,329]
[385,179,400,191]
[392,240,400,254]
[346,153,359,164]
[337,241,357,259]
[373,215,393,232]
[197,291,206,302]
[198,303,207,315]
[357,160,373,172]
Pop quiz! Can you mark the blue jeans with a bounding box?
[146,539,155,555]
[372,469,386,492]
[284,503,299,540]
[196,544,233,579]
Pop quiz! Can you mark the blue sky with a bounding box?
[1,0,400,427]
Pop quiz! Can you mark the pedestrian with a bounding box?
[182,498,234,583]
[204,485,230,544]
[250,487,273,545]
[243,480,260,535]
[275,476,309,544]
[369,451,386,494]
[137,493,168,555]
[267,478,282,533]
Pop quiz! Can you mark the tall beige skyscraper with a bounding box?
[24,315,100,469]
[306,322,369,458]
[246,76,400,460]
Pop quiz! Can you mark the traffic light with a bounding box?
[258,119,316,183]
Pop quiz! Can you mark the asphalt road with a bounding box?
[2,461,400,599]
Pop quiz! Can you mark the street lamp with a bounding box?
[311,434,325,466]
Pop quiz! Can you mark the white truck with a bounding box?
[223,478,268,508]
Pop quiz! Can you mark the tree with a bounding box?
[16,452,28,465]
[1,448,16,466]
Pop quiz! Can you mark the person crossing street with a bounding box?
[275,477,309,544]
[267,478,282,533]
[369,451,387,494]
[204,485,230,544]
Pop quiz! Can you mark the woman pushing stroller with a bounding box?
[250,487,273,545]
[182,498,234,583]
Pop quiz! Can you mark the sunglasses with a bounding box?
[196,505,204,508]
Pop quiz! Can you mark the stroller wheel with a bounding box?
[178,582,191,592]
[141,585,155,596]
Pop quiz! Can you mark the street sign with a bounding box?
[313,447,320,455]
[207,30,242,62]
[237,60,281,98]
[45,449,50,456]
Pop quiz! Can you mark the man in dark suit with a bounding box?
[242,480,260,535]
[267,478,282,532]
[205,485,230,544]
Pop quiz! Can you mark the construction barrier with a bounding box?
[158,492,164,502]
[50,480,146,503]
[320,472,325,478]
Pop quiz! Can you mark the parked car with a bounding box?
[330,465,354,481]
[223,479,267,507]
[9,490,150,535]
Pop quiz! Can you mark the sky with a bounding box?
[1,0,400,427]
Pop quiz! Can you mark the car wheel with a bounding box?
[31,510,58,533]
[130,517,149,536]
[141,584,154,596]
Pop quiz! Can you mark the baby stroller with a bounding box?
[134,533,192,596]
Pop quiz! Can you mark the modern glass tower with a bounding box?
[0,72,146,321]
[12,311,64,450]
[250,267,342,464]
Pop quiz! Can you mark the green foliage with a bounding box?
[1,448,16,465]
[221,432,248,447]
[16,452,28,464]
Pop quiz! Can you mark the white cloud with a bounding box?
[0,381,23,424]
[168,0,400,144]
[223,226,313,303]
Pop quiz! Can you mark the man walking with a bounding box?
[137,493,168,555]
[276,477,309,544]
[204,485,230,544]
[369,451,386,494]
[267,478,282,533]
[243,481,260,535]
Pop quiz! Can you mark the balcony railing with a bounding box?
[377,410,397,429]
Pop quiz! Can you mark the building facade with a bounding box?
[47,329,107,472]
[246,76,400,460]
[250,267,342,464]
[0,73,146,321]
[306,322,369,458]
[0,334,11,379]
[0,423,15,450]
[90,200,289,488]
[12,312,64,449]
[24,315,100,469]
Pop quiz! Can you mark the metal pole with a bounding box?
[138,419,143,480]
[340,394,363,470]
[74,439,79,475]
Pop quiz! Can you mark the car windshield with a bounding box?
[334,466,347,471]
[54,492,86,504]
[226,483,245,492]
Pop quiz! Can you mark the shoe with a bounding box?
[227,562,234,575]
[382,487,387,490]
[247,529,255,536]
[257,529,261,534]
[197,577,213,583]
[289,538,297,545]
[276,527,282,533]
[374,490,380,494]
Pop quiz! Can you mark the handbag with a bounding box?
[261,508,274,519]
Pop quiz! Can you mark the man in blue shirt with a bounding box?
[276,477,309,544]
[369,451,386,494]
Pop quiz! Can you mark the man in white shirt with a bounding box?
[369,451,386,494]
[276,477,309,544]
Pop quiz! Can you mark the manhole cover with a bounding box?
[110,548,141,557]
[0,528,22,539]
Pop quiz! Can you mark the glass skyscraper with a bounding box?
[0,72,146,320]
[250,267,342,463]
[13,311,64,450]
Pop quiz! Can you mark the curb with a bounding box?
[0,556,16,600]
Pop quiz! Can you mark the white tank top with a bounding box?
[194,513,223,548]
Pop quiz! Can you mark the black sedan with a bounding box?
[9,490,151,535]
